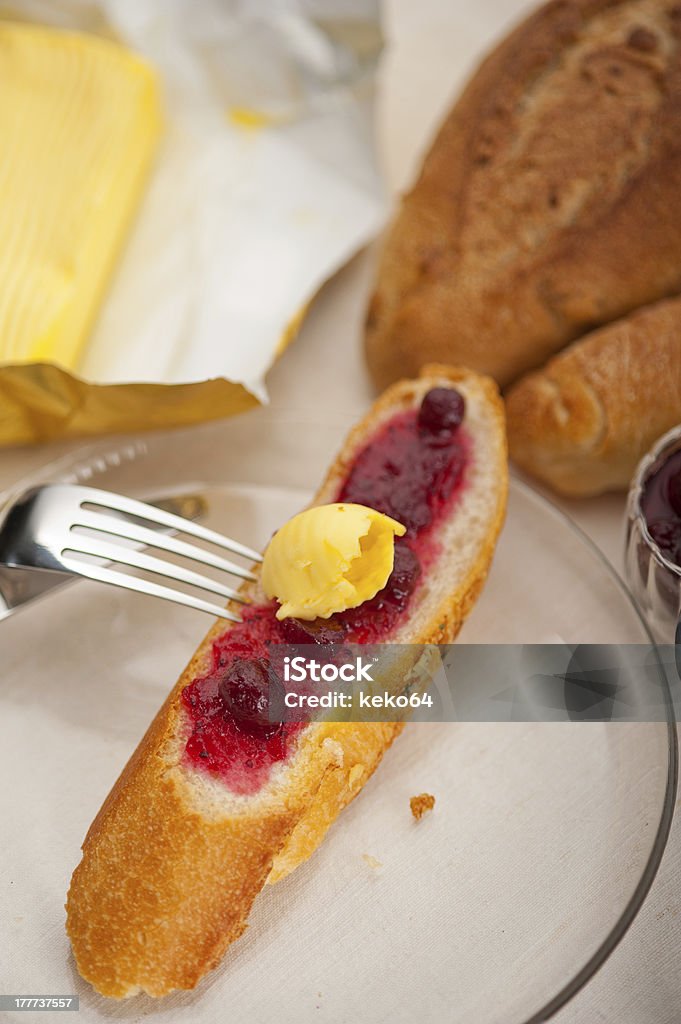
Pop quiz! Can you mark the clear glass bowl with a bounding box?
[0,410,677,1024]
[625,425,681,644]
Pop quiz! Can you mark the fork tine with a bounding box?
[61,559,241,621]
[73,485,263,564]
[74,509,258,582]
[63,535,249,605]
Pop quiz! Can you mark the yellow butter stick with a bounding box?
[0,23,161,370]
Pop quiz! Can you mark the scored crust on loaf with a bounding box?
[506,295,681,495]
[66,365,507,998]
[365,0,681,390]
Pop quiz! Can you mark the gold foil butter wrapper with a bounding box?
[0,363,260,446]
[0,0,385,445]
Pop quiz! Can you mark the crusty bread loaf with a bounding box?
[506,296,681,496]
[66,365,507,998]
[365,0,681,391]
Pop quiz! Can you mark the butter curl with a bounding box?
[262,503,406,621]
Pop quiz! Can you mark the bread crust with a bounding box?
[365,0,681,390]
[66,366,507,998]
[506,295,681,495]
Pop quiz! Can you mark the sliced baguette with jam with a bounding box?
[66,365,508,998]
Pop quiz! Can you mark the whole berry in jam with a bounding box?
[217,658,282,736]
[418,388,465,437]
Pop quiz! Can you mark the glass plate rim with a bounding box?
[0,435,677,1024]
[507,478,679,1023]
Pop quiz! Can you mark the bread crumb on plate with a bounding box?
[362,853,383,870]
[410,793,435,820]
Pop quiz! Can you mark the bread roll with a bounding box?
[365,0,681,390]
[506,296,681,495]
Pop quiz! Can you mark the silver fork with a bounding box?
[0,484,262,622]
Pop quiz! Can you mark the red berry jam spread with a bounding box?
[641,448,681,565]
[181,387,469,793]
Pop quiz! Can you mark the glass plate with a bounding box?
[0,410,676,1024]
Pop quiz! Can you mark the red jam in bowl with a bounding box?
[181,387,470,793]
[641,448,681,565]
